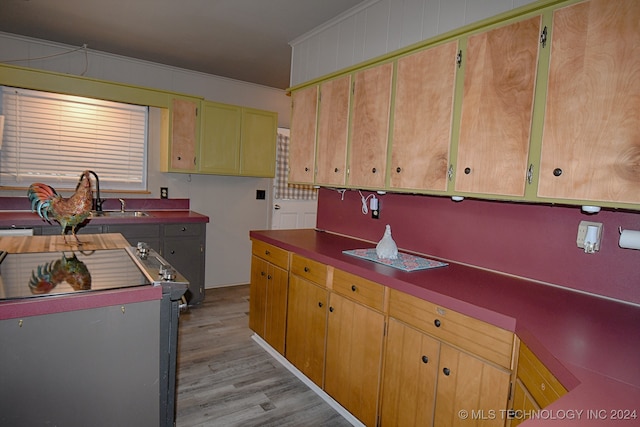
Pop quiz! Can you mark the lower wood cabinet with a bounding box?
[248,240,572,427]
[380,318,440,426]
[325,292,385,427]
[249,255,288,355]
[285,274,328,387]
[380,318,511,427]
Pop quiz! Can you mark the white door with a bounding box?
[271,128,318,230]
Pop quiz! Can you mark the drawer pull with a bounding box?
[329,306,334,313]
[443,367,451,376]
[540,383,546,391]
[421,355,429,364]
[434,319,441,328]
[265,250,270,255]
[304,266,310,272]
[261,271,266,276]
[181,227,186,232]
[351,285,357,292]
[267,275,272,280]
[318,302,323,308]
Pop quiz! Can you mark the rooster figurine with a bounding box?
[27,170,93,244]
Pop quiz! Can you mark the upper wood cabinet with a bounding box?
[348,62,394,189]
[166,95,200,172]
[198,102,277,177]
[316,75,351,186]
[288,85,319,184]
[454,15,542,197]
[389,41,458,192]
[537,0,640,205]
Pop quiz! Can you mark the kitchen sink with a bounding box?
[92,211,150,218]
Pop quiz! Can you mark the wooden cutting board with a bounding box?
[0,233,130,253]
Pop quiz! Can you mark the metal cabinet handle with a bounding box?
[304,266,310,272]
[351,285,357,292]
[443,367,451,376]
[421,355,429,364]
[434,319,441,327]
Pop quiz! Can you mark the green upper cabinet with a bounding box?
[240,107,278,177]
[536,0,640,207]
[199,101,242,174]
[197,101,278,178]
[453,15,542,198]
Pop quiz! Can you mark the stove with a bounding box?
[0,242,188,427]
[0,243,187,300]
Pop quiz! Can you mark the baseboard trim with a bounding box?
[251,333,365,427]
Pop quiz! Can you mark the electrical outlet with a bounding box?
[371,196,380,219]
[577,221,603,252]
[160,187,168,199]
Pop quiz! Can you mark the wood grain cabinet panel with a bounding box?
[455,16,541,197]
[348,62,394,189]
[325,292,385,427]
[380,319,440,427]
[168,96,199,172]
[538,0,640,204]
[285,274,328,387]
[316,75,351,186]
[434,343,511,427]
[390,41,458,192]
[289,85,319,184]
[249,241,290,355]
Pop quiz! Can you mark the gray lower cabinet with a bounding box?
[162,223,206,305]
[103,224,162,253]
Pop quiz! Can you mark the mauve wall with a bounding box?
[316,188,640,305]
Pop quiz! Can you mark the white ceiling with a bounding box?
[0,0,365,89]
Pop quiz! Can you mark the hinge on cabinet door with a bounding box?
[456,50,463,68]
[448,164,454,181]
[383,321,388,336]
[352,81,356,95]
[508,381,513,401]
[527,163,534,184]
[540,26,548,48]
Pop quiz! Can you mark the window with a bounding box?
[0,86,148,191]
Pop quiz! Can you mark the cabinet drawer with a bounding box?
[517,341,567,408]
[104,224,160,237]
[388,288,514,368]
[164,223,204,237]
[332,268,385,311]
[290,254,328,287]
[251,239,290,270]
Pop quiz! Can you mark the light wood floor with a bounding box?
[175,285,352,427]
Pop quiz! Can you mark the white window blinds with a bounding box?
[0,86,148,191]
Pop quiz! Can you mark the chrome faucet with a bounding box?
[87,170,104,212]
[118,198,126,212]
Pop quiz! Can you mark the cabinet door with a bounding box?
[510,379,540,427]
[455,16,541,197]
[325,292,385,427]
[348,62,393,189]
[249,256,268,337]
[199,101,241,174]
[538,0,640,204]
[289,85,319,184]
[263,262,288,354]
[316,75,351,186]
[285,274,328,387]
[380,319,440,427]
[390,41,458,192]
[163,236,204,305]
[434,344,511,427]
[169,96,199,172]
[240,108,278,177]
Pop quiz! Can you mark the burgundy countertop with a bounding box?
[250,229,640,426]
[0,197,209,227]
[0,286,162,320]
